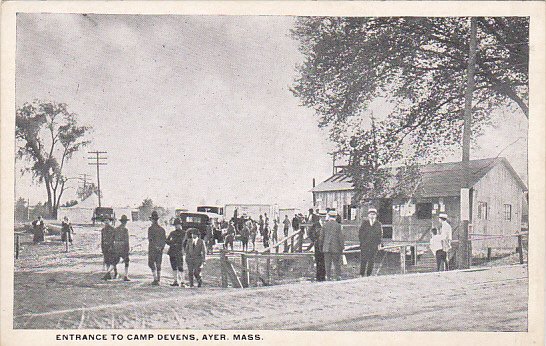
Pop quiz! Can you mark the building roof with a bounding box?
[311,157,527,197]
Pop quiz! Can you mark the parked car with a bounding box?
[92,207,116,226]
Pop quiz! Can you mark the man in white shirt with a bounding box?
[429,228,447,271]
[439,213,452,270]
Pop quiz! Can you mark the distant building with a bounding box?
[311,157,527,252]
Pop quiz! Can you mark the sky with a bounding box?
[14,14,528,211]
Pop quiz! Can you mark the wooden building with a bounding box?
[311,157,527,252]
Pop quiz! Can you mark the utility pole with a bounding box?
[88,151,107,207]
[460,17,478,269]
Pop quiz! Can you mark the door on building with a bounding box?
[377,199,393,239]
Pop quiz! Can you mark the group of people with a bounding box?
[100,211,207,287]
[307,207,383,281]
[31,215,74,245]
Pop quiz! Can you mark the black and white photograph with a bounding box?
[1,1,544,343]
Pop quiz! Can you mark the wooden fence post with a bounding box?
[220,250,228,288]
[400,246,406,274]
[297,229,303,252]
[290,236,295,253]
[487,247,492,261]
[410,245,416,265]
[517,235,524,264]
[266,250,271,286]
[275,244,281,276]
[241,254,249,288]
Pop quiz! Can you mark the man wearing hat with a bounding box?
[438,213,452,270]
[100,216,117,280]
[148,211,166,286]
[108,215,131,281]
[184,228,207,287]
[166,218,186,287]
[320,210,344,281]
[358,207,383,277]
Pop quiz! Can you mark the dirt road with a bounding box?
[13,224,527,331]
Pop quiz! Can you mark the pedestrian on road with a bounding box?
[106,215,131,281]
[205,220,214,254]
[262,223,270,248]
[271,219,279,244]
[438,213,452,269]
[148,211,166,286]
[166,218,186,287]
[358,207,383,277]
[224,221,235,251]
[61,216,74,244]
[314,213,325,281]
[321,210,344,281]
[240,222,250,251]
[429,228,448,271]
[100,216,116,280]
[258,215,264,236]
[250,221,258,251]
[32,216,46,243]
[184,228,206,287]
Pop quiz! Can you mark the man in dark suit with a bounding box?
[358,207,383,277]
[321,210,344,281]
[184,228,207,287]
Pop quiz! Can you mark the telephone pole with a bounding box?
[88,151,107,207]
[460,17,478,269]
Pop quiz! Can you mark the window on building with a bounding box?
[478,202,488,220]
[416,203,433,219]
[504,204,512,221]
[343,205,357,220]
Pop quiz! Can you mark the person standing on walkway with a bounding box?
[314,213,325,281]
[184,228,206,287]
[224,221,236,251]
[438,213,452,270]
[166,218,186,287]
[100,216,116,280]
[358,207,383,277]
[148,211,166,286]
[429,228,448,271]
[321,210,344,281]
[106,215,131,281]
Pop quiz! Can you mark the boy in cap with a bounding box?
[148,211,166,285]
[100,216,116,280]
[61,216,74,244]
[109,215,131,281]
[166,218,186,287]
[358,207,383,277]
[184,228,207,287]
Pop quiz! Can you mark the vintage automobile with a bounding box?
[177,211,219,240]
[92,207,116,226]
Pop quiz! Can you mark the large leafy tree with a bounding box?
[16,101,91,218]
[291,17,528,201]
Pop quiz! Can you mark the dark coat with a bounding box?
[148,223,166,252]
[320,220,344,253]
[359,219,383,253]
[101,224,115,254]
[113,225,130,255]
[166,229,185,256]
[184,238,206,265]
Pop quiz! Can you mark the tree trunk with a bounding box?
[44,176,53,218]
